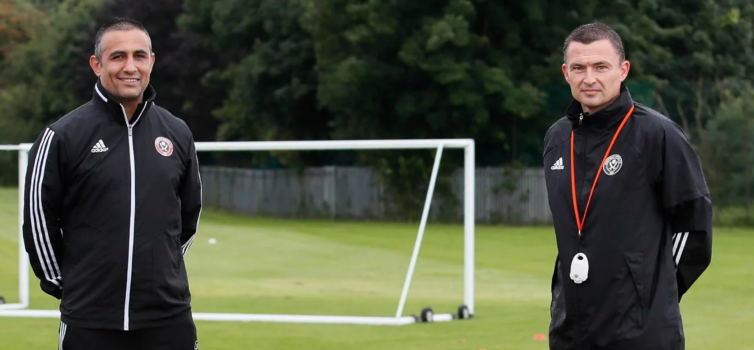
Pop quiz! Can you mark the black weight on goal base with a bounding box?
[413,305,473,323]
[0,295,5,304]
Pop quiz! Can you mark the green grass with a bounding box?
[0,187,752,349]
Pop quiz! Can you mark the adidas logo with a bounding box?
[551,157,564,170]
[91,139,109,153]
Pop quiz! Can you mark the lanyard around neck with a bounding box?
[570,104,635,237]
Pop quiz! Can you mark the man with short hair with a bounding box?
[543,22,713,349]
[22,17,202,350]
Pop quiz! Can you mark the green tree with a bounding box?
[0,0,106,184]
[0,0,44,62]
[607,1,754,145]
[179,0,330,168]
[704,80,752,207]
[615,1,754,214]
[0,0,106,143]
[300,0,596,219]
[63,0,225,143]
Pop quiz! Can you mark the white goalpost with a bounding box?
[0,139,475,326]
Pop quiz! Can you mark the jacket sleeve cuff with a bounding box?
[41,281,63,300]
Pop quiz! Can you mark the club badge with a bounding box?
[155,137,173,157]
[603,154,622,176]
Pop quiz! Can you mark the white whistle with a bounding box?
[570,252,589,284]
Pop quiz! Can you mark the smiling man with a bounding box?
[542,23,713,349]
[90,19,154,119]
[22,17,202,350]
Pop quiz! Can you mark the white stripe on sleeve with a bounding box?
[30,128,62,287]
[672,231,689,268]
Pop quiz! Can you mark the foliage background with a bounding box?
[1,0,752,222]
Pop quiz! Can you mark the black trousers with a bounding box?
[58,318,198,350]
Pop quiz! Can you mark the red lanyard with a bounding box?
[570,105,634,237]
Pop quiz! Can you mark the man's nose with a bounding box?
[124,56,137,73]
[584,68,597,84]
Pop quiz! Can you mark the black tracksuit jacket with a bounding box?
[543,84,713,350]
[22,80,203,331]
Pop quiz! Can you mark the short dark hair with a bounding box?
[94,17,152,60]
[563,22,625,63]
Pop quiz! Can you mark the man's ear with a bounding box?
[89,55,101,77]
[620,60,630,82]
[562,63,570,84]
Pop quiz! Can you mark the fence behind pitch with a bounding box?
[200,166,551,224]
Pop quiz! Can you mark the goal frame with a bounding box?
[0,139,475,325]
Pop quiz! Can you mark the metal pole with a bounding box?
[464,142,475,315]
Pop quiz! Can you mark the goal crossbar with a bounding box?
[0,139,475,325]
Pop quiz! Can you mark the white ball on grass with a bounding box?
[208,238,217,244]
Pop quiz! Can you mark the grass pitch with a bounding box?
[0,187,752,349]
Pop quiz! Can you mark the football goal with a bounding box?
[0,139,475,326]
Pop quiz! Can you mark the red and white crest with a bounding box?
[155,137,173,157]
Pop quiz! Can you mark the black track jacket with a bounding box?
[543,84,712,350]
[22,80,202,331]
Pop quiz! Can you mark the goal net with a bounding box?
[0,139,475,326]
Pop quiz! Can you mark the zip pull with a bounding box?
[579,113,583,126]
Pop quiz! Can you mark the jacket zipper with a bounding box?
[120,103,148,331]
[575,112,586,348]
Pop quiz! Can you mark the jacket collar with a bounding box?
[565,83,634,129]
[92,79,156,125]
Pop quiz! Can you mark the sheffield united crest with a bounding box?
[155,137,173,157]
[603,154,622,176]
